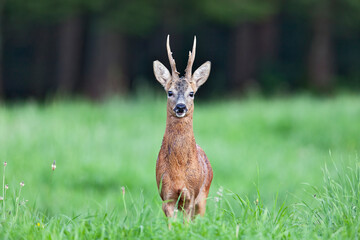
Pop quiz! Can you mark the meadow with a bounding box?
[0,94,359,239]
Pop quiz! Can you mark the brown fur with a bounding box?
[156,97,213,219]
[153,35,213,220]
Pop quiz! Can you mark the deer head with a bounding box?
[153,35,211,118]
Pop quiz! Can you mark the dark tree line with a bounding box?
[0,0,360,100]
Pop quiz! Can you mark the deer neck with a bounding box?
[162,107,197,164]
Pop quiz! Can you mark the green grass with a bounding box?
[0,94,359,239]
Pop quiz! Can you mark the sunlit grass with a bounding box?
[0,94,359,238]
[1,160,359,238]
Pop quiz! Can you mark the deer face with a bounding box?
[166,78,195,118]
[153,36,211,118]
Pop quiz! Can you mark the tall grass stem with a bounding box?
[14,182,24,221]
[2,162,6,219]
[122,187,127,216]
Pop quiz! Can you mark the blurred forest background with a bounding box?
[0,0,360,100]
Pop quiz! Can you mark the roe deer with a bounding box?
[153,35,213,220]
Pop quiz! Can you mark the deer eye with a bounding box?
[168,91,173,97]
[189,92,194,97]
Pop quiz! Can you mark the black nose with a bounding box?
[175,104,187,113]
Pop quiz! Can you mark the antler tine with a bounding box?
[166,35,179,76]
[185,36,196,80]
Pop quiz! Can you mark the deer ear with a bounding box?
[192,61,211,89]
[153,60,172,88]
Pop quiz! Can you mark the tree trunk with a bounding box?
[257,16,278,61]
[32,27,52,98]
[0,0,6,99]
[56,16,84,95]
[230,23,258,93]
[83,30,128,100]
[308,2,333,92]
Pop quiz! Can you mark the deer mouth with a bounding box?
[174,104,187,118]
[174,108,187,118]
[174,108,187,117]
[175,111,186,118]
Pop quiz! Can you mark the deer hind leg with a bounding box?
[162,200,177,218]
[184,197,195,222]
[195,188,210,217]
[195,197,207,216]
[162,200,178,229]
[179,188,195,222]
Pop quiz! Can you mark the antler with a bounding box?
[166,35,180,76]
[185,36,196,80]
